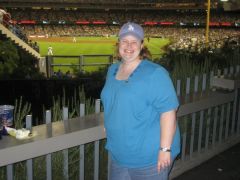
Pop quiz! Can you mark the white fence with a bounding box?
[0,65,239,180]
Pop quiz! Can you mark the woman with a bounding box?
[101,22,180,180]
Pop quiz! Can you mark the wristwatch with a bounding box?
[160,147,171,152]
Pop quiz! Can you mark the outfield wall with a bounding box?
[46,55,114,77]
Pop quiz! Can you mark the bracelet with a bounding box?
[160,147,171,152]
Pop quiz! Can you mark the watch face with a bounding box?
[160,147,171,152]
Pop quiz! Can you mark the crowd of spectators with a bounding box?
[8,9,240,25]
[11,0,218,4]
[20,24,239,52]
[155,28,240,52]
[2,8,240,52]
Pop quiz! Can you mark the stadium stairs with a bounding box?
[0,23,41,60]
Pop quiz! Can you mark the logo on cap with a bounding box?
[128,24,134,31]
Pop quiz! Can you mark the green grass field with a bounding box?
[34,36,170,73]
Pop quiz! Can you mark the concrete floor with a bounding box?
[173,143,240,180]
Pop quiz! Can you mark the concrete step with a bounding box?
[0,23,41,59]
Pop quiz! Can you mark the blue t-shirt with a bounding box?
[101,59,180,168]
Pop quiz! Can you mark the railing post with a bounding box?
[237,99,240,135]
[237,65,240,134]
[225,103,231,140]
[94,99,100,180]
[63,107,69,180]
[7,164,13,180]
[46,110,52,180]
[229,66,234,77]
[63,107,68,121]
[223,68,228,77]
[176,79,181,96]
[181,77,190,161]
[202,73,207,91]
[217,69,221,77]
[210,71,214,89]
[204,108,211,151]
[212,107,219,147]
[197,110,204,153]
[95,99,101,114]
[231,89,238,135]
[79,103,85,180]
[219,105,225,144]
[194,75,199,93]
[190,113,196,158]
[26,115,33,180]
[235,65,240,77]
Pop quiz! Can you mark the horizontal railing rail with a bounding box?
[0,113,105,167]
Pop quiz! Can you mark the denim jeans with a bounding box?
[109,159,172,180]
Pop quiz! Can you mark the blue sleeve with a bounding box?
[149,67,179,114]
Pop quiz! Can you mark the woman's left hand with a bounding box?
[157,151,171,173]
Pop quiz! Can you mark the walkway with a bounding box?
[173,143,240,180]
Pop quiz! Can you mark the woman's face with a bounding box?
[119,35,143,63]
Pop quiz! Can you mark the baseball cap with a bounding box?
[118,22,144,41]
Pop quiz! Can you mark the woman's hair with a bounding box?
[114,41,152,60]
[139,45,152,60]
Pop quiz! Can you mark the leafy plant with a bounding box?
[0,40,19,79]
[14,96,31,129]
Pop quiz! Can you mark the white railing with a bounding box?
[0,65,239,180]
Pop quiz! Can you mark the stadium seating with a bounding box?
[0,7,238,52]
[0,23,41,59]
[4,8,239,51]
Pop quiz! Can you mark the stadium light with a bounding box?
[220,0,229,2]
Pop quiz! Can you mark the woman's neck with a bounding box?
[116,59,141,80]
[121,58,141,69]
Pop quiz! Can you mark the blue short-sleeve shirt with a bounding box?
[101,59,180,168]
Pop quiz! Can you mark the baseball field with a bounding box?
[33,36,170,73]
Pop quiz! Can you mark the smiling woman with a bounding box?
[118,35,142,65]
[101,22,180,180]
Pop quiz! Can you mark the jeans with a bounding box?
[109,159,172,180]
